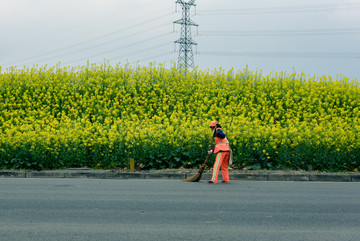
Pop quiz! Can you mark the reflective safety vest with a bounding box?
[213,128,231,153]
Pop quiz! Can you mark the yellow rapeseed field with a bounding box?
[0,63,359,171]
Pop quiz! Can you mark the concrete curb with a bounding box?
[0,169,360,182]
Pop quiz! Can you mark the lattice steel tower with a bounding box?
[174,0,198,71]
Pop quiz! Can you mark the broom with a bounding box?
[181,133,214,182]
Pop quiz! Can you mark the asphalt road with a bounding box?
[1,179,359,241]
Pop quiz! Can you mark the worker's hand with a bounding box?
[208,149,213,154]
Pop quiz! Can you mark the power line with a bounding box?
[130,51,175,66]
[58,13,171,48]
[199,28,360,37]
[110,42,173,61]
[199,51,360,59]
[9,22,171,66]
[0,11,172,65]
[198,3,360,15]
[3,15,172,67]
[62,33,172,65]
[0,1,163,51]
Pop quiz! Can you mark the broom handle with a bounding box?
[204,135,214,165]
[198,131,215,173]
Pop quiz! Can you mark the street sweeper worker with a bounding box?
[207,121,233,183]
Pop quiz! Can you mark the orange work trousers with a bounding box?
[211,151,230,183]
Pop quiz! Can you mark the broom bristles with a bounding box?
[181,164,206,182]
[182,135,213,182]
[181,172,202,182]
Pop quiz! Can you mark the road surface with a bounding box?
[1,178,359,241]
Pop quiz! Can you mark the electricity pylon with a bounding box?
[174,0,198,71]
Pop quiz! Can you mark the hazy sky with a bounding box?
[1,0,360,79]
